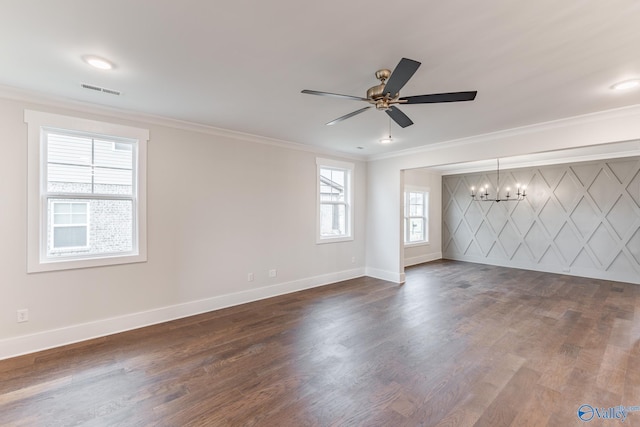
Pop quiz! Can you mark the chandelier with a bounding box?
[470,159,526,202]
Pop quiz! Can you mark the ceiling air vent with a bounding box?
[81,83,121,96]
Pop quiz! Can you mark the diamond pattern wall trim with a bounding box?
[442,157,640,284]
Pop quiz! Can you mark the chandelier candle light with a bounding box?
[470,159,526,202]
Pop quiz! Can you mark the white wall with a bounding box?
[366,104,640,283]
[0,93,367,359]
[402,168,442,267]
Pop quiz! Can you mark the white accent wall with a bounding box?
[0,93,367,359]
[442,157,640,284]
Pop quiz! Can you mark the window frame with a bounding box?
[316,158,354,244]
[404,186,429,246]
[25,110,149,273]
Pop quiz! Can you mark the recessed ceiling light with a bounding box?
[611,79,640,91]
[379,137,393,144]
[83,55,114,70]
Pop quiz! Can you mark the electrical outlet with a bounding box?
[247,273,254,282]
[17,309,29,323]
[268,269,277,278]
[351,256,356,264]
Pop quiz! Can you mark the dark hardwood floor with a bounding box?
[1,260,639,426]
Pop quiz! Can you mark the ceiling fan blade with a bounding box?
[326,106,372,126]
[302,89,368,102]
[385,106,414,128]
[400,91,477,104]
[383,58,421,97]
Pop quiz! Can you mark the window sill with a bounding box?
[316,235,354,245]
[404,241,430,248]
[28,252,146,273]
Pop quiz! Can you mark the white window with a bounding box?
[317,158,353,243]
[26,110,149,272]
[404,188,429,245]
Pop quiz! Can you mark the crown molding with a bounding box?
[368,103,640,162]
[0,84,366,162]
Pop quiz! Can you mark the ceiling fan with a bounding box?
[302,58,477,128]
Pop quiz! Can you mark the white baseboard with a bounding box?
[404,252,442,267]
[0,268,365,361]
[365,267,405,283]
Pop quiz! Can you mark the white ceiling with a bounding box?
[2,0,640,157]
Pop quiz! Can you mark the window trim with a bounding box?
[25,110,149,273]
[316,158,354,244]
[404,186,429,247]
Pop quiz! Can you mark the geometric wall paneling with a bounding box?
[476,220,496,255]
[588,168,620,212]
[570,163,600,187]
[608,197,636,238]
[539,245,562,268]
[628,169,640,207]
[554,223,582,264]
[570,197,599,238]
[627,228,640,265]
[538,198,565,237]
[524,221,549,261]
[526,173,550,212]
[554,171,582,212]
[609,158,638,183]
[498,221,520,259]
[442,156,640,284]
[588,223,619,268]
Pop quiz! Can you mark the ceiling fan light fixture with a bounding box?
[611,79,640,91]
[83,55,114,70]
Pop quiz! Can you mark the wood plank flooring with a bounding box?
[1,260,639,426]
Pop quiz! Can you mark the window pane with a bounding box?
[47,163,93,192]
[94,139,133,195]
[47,133,92,165]
[54,226,87,248]
[54,213,71,225]
[320,203,346,237]
[71,203,87,214]
[319,168,345,202]
[46,133,134,195]
[54,203,71,214]
[47,198,133,257]
[409,218,424,242]
[94,167,133,194]
[409,204,423,217]
[410,192,423,204]
[47,133,93,193]
[94,139,133,169]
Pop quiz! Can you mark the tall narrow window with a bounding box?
[26,110,148,272]
[404,188,429,245]
[317,158,354,243]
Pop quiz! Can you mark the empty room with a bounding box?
[1,1,639,426]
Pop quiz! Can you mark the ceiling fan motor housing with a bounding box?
[368,69,399,110]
